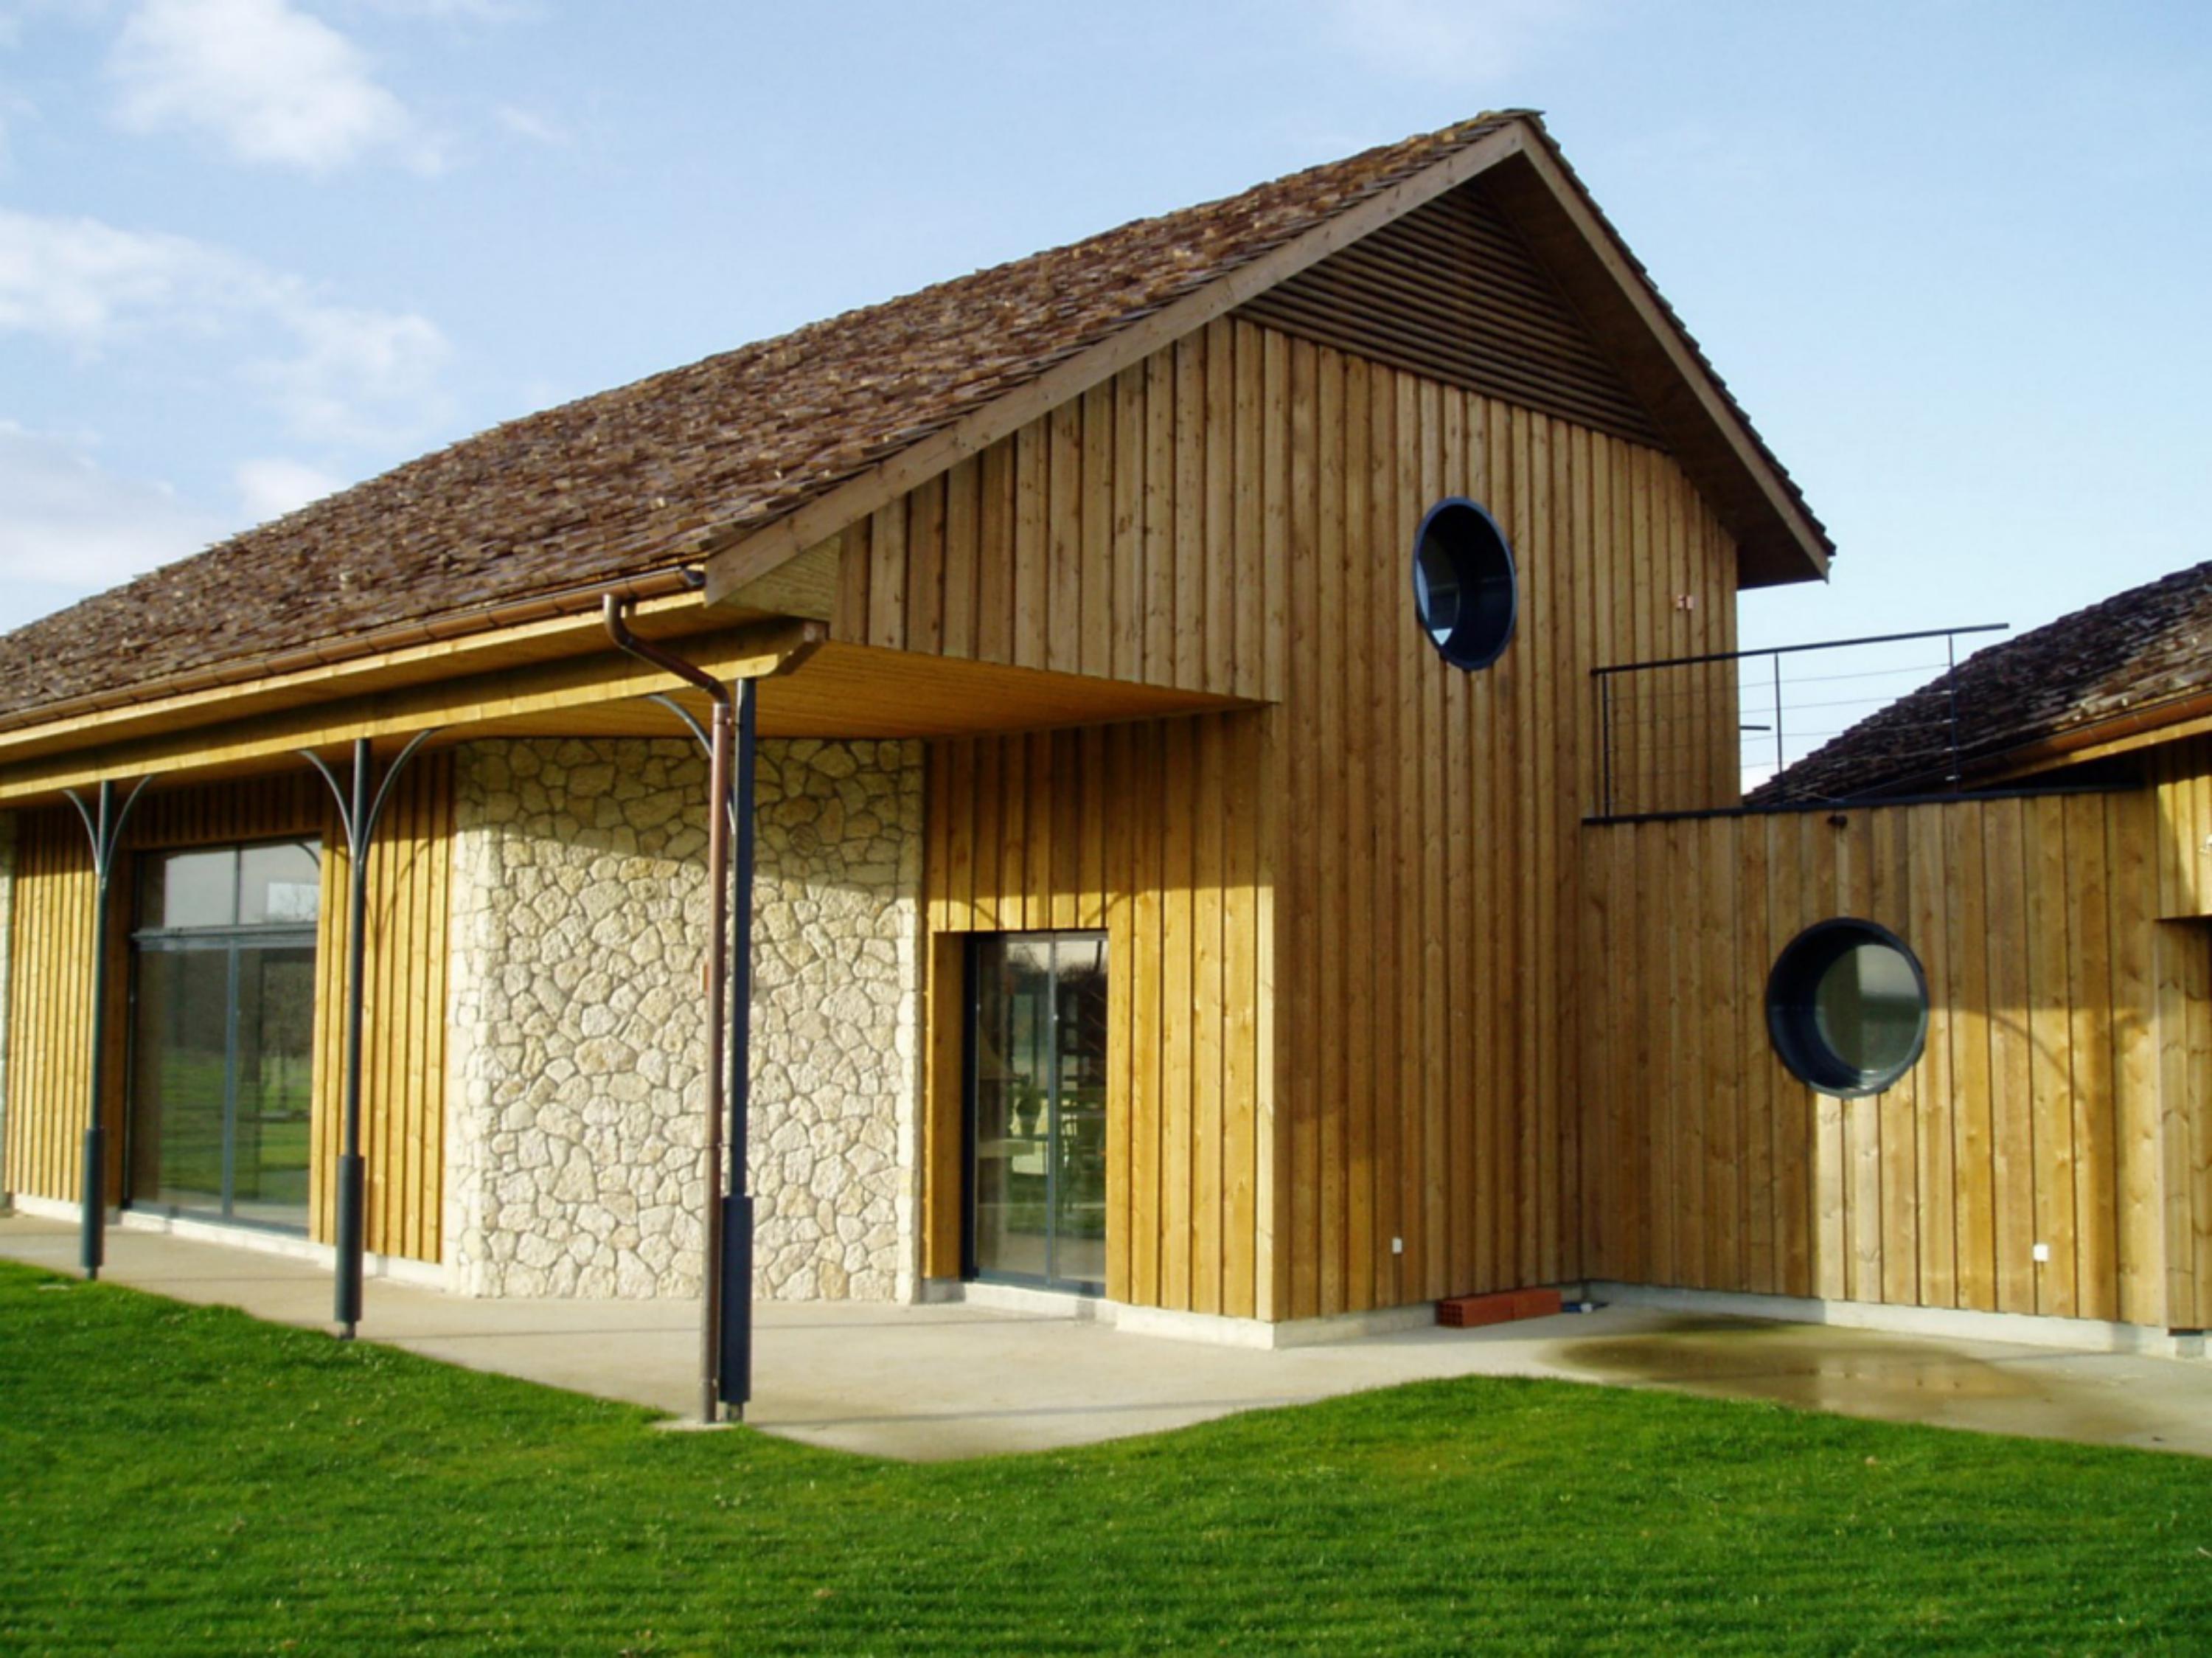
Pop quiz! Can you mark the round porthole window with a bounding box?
[1411,497,1517,670]
[1766,919,1929,1097]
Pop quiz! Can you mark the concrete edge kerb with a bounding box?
[10,1194,450,1292]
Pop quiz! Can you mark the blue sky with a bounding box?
[2,0,2207,680]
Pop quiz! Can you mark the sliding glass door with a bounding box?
[128,842,320,1234]
[967,932,1108,1294]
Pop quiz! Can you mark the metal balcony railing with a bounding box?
[1590,624,2008,819]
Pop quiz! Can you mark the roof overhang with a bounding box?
[0,608,1244,808]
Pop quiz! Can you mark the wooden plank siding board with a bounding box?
[1282,334,1320,1320]
[1909,805,1958,1308]
[1442,386,1475,1297]
[1341,354,1377,1310]
[2107,791,2160,1326]
[4,764,451,1263]
[1313,344,1346,1317]
[1366,368,1404,1310]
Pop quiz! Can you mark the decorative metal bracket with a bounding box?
[298,730,441,1339]
[60,776,156,1280]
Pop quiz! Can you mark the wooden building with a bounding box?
[1,111,2197,1348]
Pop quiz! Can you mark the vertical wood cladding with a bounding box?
[922,713,1271,1318]
[910,317,1739,1321]
[1579,791,2194,1330]
[834,317,1281,704]
[1265,341,1735,1320]
[2151,736,2212,920]
[4,760,453,1263]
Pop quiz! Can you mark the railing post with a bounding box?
[1772,653,1785,781]
[1944,631,1962,786]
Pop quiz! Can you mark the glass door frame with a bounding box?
[124,840,320,1235]
[961,929,1109,1297]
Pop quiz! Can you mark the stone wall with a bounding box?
[443,737,923,1302]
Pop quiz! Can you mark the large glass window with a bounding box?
[1766,918,1928,1097]
[129,841,321,1233]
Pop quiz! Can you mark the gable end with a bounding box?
[1234,178,1660,448]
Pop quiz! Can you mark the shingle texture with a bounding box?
[0,113,1531,724]
[1756,558,2212,802]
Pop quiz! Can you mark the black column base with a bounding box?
[718,1193,754,1414]
[334,1153,365,1336]
[80,1125,105,1280]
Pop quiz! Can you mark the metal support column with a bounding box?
[719,675,757,1415]
[606,598,758,1423]
[60,776,155,1280]
[299,730,439,1339]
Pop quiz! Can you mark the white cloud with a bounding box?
[0,421,223,592]
[493,101,562,145]
[347,0,532,19]
[1319,0,1586,84]
[247,302,447,444]
[0,205,451,444]
[0,208,233,341]
[108,0,435,173]
[235,454,341,521]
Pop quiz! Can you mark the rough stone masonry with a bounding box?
[442,736,923,1302]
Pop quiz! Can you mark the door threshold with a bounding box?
[935,1279,1105,1319]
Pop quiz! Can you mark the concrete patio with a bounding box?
[3,1213,2206,1462]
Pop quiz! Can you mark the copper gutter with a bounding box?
[1970,685,2212,783]
[1856,684,2212,799]
[0,566,702,739]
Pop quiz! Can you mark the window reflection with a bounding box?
[969,931,1109,1294]
[129,839,321,1235]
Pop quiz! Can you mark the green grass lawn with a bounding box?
[1,1261,2207,1654]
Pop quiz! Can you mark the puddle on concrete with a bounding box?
[1551,1316,2147,1446]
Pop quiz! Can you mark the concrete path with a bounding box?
[4,1215,2206,1462]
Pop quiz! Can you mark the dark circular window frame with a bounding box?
[1411,496,1518,671]
[1765,917,1930,1098]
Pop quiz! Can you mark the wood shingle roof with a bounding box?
[1756,558,2212,802]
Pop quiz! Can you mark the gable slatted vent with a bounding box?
[1234,179,1661,448]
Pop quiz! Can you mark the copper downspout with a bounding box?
[601,596,740,1425]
